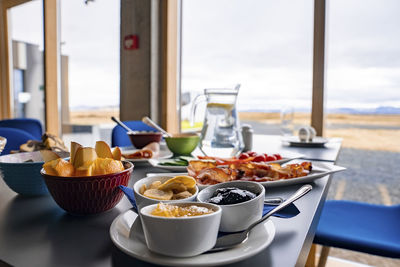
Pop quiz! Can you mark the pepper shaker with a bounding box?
[241,124,253,152]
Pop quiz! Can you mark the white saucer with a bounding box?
[282,136,329,147]
[110,210,275,266]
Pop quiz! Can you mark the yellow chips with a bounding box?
[140,176,196,200]
[157,175,196,191]
[143,189,173,200]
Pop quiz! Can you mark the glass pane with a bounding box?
[181,0,314,135]
[326,0,400,205]
[9,1,45,126]
[60,0,120,145]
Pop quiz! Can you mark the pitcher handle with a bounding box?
[190,94,207,127]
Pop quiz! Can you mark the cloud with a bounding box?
[9,0,400,110]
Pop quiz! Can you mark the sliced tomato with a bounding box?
[247,151,257,157]
[265,155,277,161]
[253,155,266,162]
[239,153,249,159]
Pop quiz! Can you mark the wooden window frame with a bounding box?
[0,0,60,135]
[311,0,326,136]
[160,0,180,133]
[43,0,60,135]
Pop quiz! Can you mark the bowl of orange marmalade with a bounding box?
[139,202,221,257]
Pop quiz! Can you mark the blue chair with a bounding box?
[0,118,43,140]
[111,121,158,147]
[314,200,400,266]
[0,127,36,155]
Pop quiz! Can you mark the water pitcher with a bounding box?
[191,86,244,157]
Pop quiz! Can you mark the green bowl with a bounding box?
[165,134,200,156]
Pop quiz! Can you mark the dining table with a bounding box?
[0,134,342,267]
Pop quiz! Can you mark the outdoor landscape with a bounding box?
[70,109,400,152]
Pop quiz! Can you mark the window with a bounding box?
[324,1,400,263]
[9,0,45,125]
[60,0,120,144]
[180,0,314,134]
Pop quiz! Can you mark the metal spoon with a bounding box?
[264,197,284,205]
[209,184,313,252]
[142,116,172,137]
[111,116,137,134]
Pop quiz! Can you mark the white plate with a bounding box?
[110,209,275,267]
[122,148,173,163]
[260,161,346,187]
[148,158,188,172]
[147,161,345,189]
[282,136,329,147]
[148,152,305,172]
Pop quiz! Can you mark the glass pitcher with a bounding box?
[191,86,244,157]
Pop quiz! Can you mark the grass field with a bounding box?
[69,110,400,152]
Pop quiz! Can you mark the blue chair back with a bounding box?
[0,118,43,140]
[111,121,158,147]
[0,127,36,155]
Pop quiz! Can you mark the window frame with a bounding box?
[0,0,60,135]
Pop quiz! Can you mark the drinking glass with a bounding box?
[280,106,294,136]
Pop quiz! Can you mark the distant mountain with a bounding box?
[239,106,400,114]
[328,106,400,115]
[374,106,400,114]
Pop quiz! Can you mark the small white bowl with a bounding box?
[140,202,221,257]
[133,175,199,210]
[197,181,265,232]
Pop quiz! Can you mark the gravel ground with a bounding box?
[244,120,400,204]
[328,148,400,204]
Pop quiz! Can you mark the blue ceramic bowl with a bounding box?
[0,151,68,196]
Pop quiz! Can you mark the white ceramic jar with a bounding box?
[197,181,265,232]
[140,202,221,257]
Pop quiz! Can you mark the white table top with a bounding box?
[0,135,342,267]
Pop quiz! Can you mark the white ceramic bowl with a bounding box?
[140,202,221,257]
[133,175,199,210]
[197,181,265,232]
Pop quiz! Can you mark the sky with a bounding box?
[9,0,400,112]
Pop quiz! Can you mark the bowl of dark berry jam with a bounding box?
[197,181,265,232]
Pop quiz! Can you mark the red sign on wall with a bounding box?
[124,35,139,50]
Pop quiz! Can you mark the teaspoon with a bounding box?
[111,116,137,134]
[209,184,312,252]
[142,116,172,137]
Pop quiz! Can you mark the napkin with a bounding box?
[119,185,300,218]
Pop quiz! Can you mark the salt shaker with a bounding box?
[241,124,253,152]
[298,127,310,142]
[307,126,317,141]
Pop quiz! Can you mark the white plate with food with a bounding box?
[185,160,345,189]
[258,162,345,187]
[110,209,275,267]
[121,142,173,163]
[282,136,329,147]
[148,151,304,172]
[148,156,194,172]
